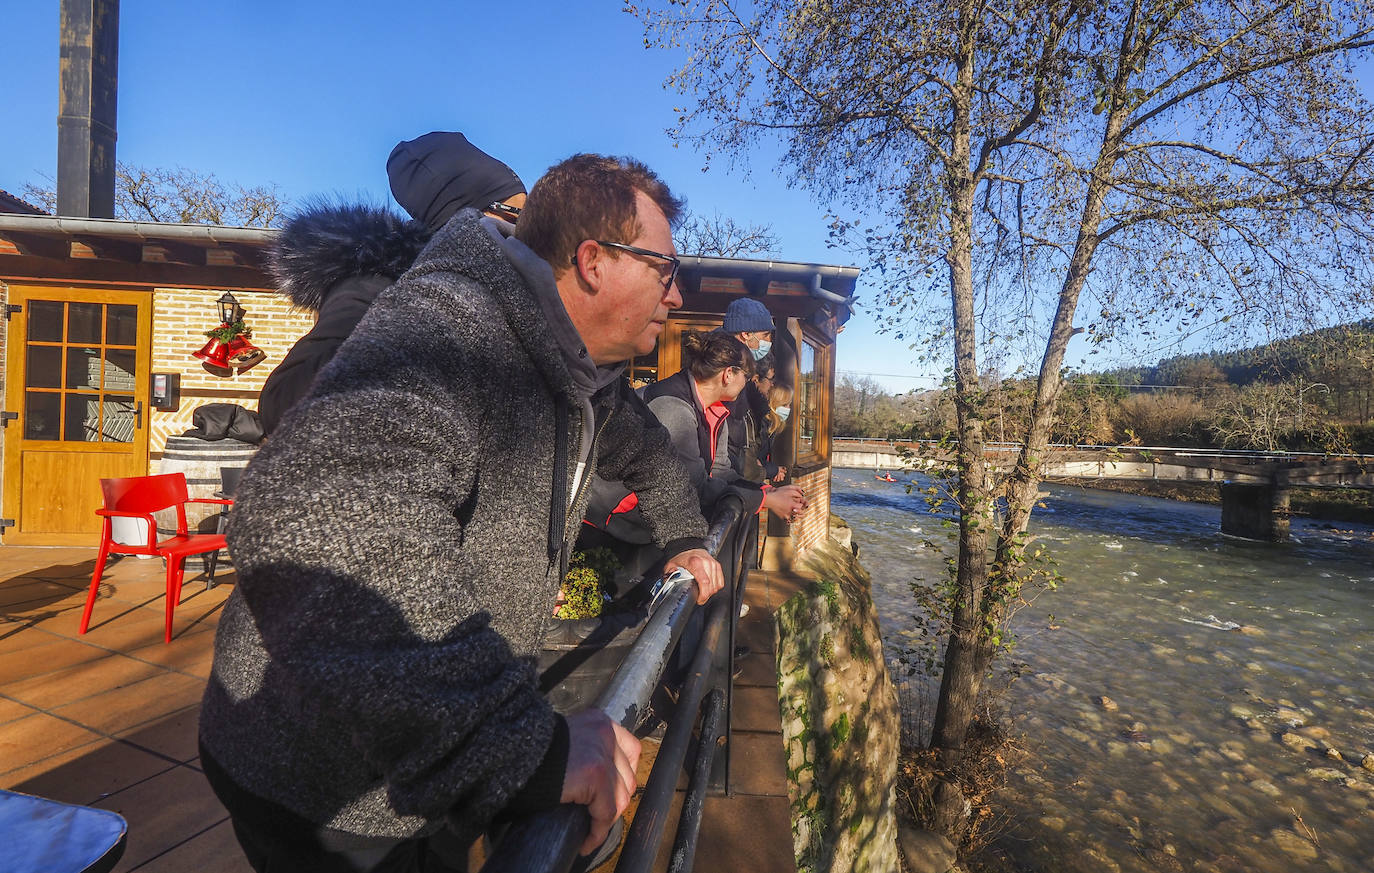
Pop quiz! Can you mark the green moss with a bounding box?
[830,711,851,749]
[814,578,841,618]
[847,622,873,664]
[818,632,835,665]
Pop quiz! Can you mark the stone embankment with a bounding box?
[773,529,961,873]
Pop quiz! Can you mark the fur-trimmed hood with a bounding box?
[268,202,431,311]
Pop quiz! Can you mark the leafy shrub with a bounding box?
[554,548,621,620]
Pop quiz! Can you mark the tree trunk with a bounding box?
[999,8,1138,559]
[927,12,995,835]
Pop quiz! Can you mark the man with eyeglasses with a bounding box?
[201,153,721,873]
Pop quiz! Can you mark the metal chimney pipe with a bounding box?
[57,0,119,219]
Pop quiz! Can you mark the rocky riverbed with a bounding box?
[830,468,1374,873]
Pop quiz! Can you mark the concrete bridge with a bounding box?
[832,438,1374,541]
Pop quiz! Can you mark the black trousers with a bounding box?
[201,744,468,873]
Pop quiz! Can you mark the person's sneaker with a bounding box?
[570,815,625,873]
[738,602,750,618]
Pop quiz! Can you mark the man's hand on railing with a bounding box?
[664,549,724,604]
[562,709,642,855]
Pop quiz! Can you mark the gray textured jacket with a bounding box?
[199,209,706,845]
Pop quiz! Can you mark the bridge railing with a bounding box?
[832,436,1374,464]
[479,496,749,873]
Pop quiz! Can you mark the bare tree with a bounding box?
[674,210,781,256]
[636,0,1374,837]
[23,161,286,227]
[1212,382,1294,450]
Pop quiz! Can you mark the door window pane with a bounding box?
[103,349,137,392]
[106,304,138,346]
[24,392,61,440]
[64,394,102,442]
[26,346,62,389]
[65,347,102,391]
[68,303,103,343]
[101,398,136,443]
[28,301,64,342]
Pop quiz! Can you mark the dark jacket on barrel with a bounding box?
[199,208,707,847]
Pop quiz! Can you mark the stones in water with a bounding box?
[895,823,957,873]
[1269,828,1319,862]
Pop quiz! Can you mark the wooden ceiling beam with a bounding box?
[72,234,143,263]
[0,231,71,260]
[146,239,207,265]
[0,253,273,291]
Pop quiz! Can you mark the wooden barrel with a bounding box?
[157,436,258,534]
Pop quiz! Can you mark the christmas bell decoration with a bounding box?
[193,292,267,372]
[226,334,266,368]
[192,337,232,369]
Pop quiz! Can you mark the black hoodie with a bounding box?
[257,204,431,435]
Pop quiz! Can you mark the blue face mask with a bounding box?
[775,406,790,422]
[751,339,772,361]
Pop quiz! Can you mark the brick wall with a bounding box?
[150,287,314,455]
[791,465,832,555]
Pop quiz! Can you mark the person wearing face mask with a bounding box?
[581,332,807,563]
[739,355,785,484]
[718,297,778,482]
[762,382,793,484]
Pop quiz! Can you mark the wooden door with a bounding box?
[3,286,151,545]
[659,314,725,381]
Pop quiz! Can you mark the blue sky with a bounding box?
[12,3,1364,392]
[1,1,947,392]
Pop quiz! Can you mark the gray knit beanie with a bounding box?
[722,298,774,333]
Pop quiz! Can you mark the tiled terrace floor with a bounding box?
[0,546,245,872]
[0,546,799,872]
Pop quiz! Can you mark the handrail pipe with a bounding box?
[480,498,746,873]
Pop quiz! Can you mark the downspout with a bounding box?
[808,271,851,306]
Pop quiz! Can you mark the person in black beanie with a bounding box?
[256,132,527,436]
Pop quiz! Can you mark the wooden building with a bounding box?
[0,212,857,565]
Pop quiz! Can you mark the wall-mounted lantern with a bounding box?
[217,291,246,326]
[193,291,266,371]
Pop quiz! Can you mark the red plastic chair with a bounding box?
[79,473,233,643]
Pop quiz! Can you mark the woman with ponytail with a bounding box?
[640,331,807,520]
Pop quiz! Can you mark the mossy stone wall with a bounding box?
[775,537,901,872]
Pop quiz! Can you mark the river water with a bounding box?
[830,468,1374,873]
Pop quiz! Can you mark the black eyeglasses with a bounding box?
[486,201,521,221]
[573,240,681,291]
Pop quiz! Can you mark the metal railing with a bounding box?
[832,435,1374,463]
[480,496,749,873]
